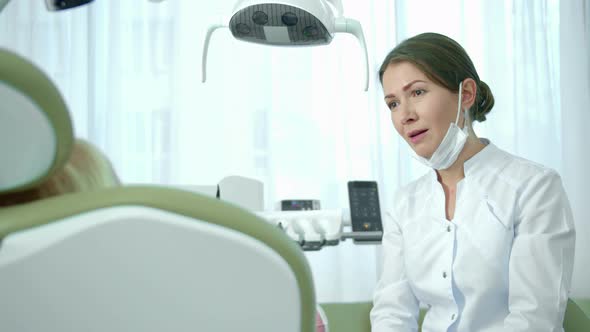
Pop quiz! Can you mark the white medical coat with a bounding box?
[370,140,576,332]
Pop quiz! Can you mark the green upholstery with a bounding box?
[318,302,421,332]
[575,298,590,318]
[0,48,73,193]
[319,302,372,332]
[320,298,590,331]
[564,299,590,332]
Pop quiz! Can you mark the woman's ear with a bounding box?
[461,78,477,110]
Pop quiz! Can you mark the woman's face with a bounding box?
[382,61,462,158]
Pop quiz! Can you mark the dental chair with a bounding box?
[0,48,316,332]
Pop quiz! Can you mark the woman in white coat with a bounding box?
[370,32,576,332]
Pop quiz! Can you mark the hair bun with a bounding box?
[472,81,495,122]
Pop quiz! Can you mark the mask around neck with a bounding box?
[412,82,470,170]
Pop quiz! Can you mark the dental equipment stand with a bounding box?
[180,176,382,251]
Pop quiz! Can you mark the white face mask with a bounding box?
[413,82,470,170]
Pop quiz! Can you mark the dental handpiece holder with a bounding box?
[257,209,383,251]
[202,0,369,91]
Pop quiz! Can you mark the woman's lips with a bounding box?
[409,129,428,144]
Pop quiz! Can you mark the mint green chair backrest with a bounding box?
[0,48,73,193]
[0,188,317,332]
[0,49,316,332]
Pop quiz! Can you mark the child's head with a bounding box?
[0,139,119,206]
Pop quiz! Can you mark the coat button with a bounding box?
[442,271,447,278]
[447,225,451,232]
[451,313,456,320]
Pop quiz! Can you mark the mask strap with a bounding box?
[455,81,463,125]
[463,105,470,130]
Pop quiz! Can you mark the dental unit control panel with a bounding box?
[345,181,384,244]
[280,199,321,211]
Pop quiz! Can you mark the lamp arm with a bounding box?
[334,17,369,91]
[202,18,227,83]
[324,0,343,16]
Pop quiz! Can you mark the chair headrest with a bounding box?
[0,48,73,194]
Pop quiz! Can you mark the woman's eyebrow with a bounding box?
[402,79,426,90]
[384,80,426,100]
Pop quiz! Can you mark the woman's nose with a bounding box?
[399,104,417,125]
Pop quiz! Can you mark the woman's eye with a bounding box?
[388,101,399,110]
[414,89,425,96]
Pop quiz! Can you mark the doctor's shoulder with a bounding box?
[498,150,563,187]
[489,149,569,218]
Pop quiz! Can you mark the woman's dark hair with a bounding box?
[379,32,494,122]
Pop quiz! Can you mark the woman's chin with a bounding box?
[411,147,434,159]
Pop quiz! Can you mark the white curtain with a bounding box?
[560,0,590,298]
[0,0,588,301]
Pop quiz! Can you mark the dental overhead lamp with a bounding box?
[44,0,95,11]
[0,0,94,13]
[202,0,370,91]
